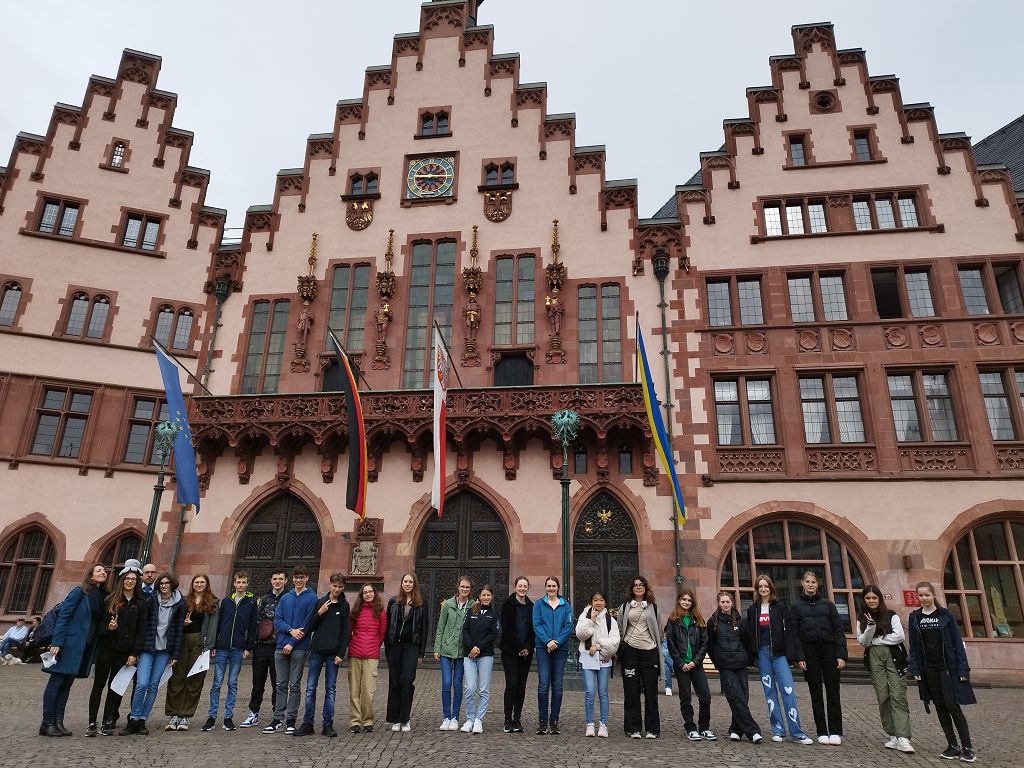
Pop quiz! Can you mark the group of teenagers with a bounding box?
[35,561,979,761]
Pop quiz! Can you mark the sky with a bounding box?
[2,1,1021,231]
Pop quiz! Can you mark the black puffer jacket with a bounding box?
[789,592,848,662]
[744,601,796,660]
[707,609,750,670]
[665,615,708,668]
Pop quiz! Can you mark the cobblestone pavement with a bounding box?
[0,663,1013,767]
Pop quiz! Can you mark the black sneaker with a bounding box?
[322,725,337,737]
[262,720,284,733]
[940,745,962,760]
[201,717,217,732]
[293,722,314,737]
[503,719,513,733]
[136,720,149,736]
[286,720,296,734]
[100,721,114,736]
[363,725,374,733]
[536,721,548,735]
[549,720,560,735]
[350,725,361,734]
[222,718,236,731]
[512,719,524,733]
[85,722,98,737]
[961,748,976,763]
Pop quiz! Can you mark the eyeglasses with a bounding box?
[158,581,172,587]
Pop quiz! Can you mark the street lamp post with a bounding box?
[142,420,182,565]
[551,409,580,604]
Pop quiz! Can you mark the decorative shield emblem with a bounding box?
[346,200,374,231]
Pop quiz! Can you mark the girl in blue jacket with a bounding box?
[532,576,572,735]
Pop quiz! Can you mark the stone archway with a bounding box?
[232,493,323,593]
[415,490,510,653]
[572,490,639,612]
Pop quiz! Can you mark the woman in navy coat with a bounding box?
[41,564,109,736]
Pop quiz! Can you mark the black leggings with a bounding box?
[925,665,972,749]
[501,651,532,721]
[89,644,129,724]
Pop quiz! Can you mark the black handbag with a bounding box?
[889,642,909,676]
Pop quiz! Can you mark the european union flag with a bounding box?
[154,344,201,512]
[637,325,685,525]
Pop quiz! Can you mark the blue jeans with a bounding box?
[660,639,674,689]
[42,673,75,723]
[757,646,808,739]
[462,655,494,721]
[583,665,611,725]
[208,648,244,719]
[440,655,464,720]
[0,637,23,656]
[130,651,171,720]
[535,645,568,722]
[303,651,339,726]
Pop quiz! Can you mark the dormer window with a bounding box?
[110,142,126,168]
[789,135,807,167]
[350,172,379,196]
[482,160,516,187]
[501,162,514,184]
[485,164,499,185]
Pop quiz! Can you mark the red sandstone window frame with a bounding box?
[785,270,849,323]
[480,157,518,188]
[797,372,869,445]
[99,530,144,574]
[869,263,940,320]
[118,209,165,252]
[0,527,56,615]
[783,131,813,168]
[952,258,1024,317]
[28,385,95,461]
[147,301,198,353]
[885,368,963,444]
[120,396,169,466]
[0,275,31,330]
[100,138,131,173]
[324,262,372,353]
[942,517,1024,640]
[493,253,537,347]
[401,238,457,389]
[712,375,778,447]
[704,273,766,327]
[976,368,1024,443]
[577,282,624,385]
[240,299,292,395]
[56,287,116,342]
[344,168,381,197]
[34,194,85,239]
[849,126,879,162]
[417,106,452,138]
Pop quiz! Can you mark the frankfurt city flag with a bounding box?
[329,330,367,520]
[636,325,686,525]
[153,344,201,512]
[431,327,451,518]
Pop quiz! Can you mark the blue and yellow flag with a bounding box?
[636,325,685,525]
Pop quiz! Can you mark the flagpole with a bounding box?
[327,328,374,391]
[432,320,464,388]
[153,339,214,396]
[650,251,683,588]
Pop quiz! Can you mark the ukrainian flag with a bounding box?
[636,325,686,525]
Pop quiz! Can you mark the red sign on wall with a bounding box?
[903,590,922,607]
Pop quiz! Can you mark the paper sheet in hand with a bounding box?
[580,650,604,670]
[110,664,137,695]
[187,650,210,677]
[40,651,56,669]
[157,663,174,689]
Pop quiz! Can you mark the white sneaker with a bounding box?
[165,716,179,731]
[597,723,608,738]
[472,719,483,734]
[630,732,642,739]
[828,735,842,746]
[884,735,899,749]
[730,732,741,741]
[896,738,915,753]
[440,718,452,731]
[664,687,672,696]
[818,735,830,745]
[752,734,763,744]
[391,723,402,731]
[772,734,784,742]
[795,736,814,745]
[645,732,658,739]
[449,719,461,731]
[401,722,411,732]
[239,712,259,728]
[460,720,473,733]
[687,730,701,741]
[585,723,595,737]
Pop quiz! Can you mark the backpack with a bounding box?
[35,587,88,648]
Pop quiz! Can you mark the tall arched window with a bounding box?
[944,517,1024,639]
[100,532,143,574]
[0,281,22,327]
[64,292,111,339]
[325,264,371,351]
[0,528,56,614]
[401,239,455,389]
[151,305,195,351]
[720,518,869,631]
[494,254,536,345]
[241,300,290,393]
[578,284,621,384]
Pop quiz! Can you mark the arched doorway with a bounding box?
[719,517,870,632]
[233,493,323,594]
[415,490,510,652]
[572,491,639,613]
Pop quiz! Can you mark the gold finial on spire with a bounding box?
[551,219,560,264]
[470,224,479,268]
[307,232,318,274]
[385,228,395,271]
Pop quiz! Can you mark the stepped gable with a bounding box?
[0,48,225,248]
[974,113,1024,194]
[656,22,1024,243]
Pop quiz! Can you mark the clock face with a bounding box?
[406,156,456,199]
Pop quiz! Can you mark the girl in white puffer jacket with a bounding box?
[575,591,620,738]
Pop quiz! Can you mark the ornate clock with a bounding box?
[406,156,456,199]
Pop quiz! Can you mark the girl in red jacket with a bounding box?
[347,584,387,733]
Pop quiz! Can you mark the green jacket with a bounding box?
[434,596,475,658]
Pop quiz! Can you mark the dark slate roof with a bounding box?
[974,113,1024,193]
[653,167,702,219]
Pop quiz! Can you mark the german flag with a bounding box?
[329,330,367,519]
